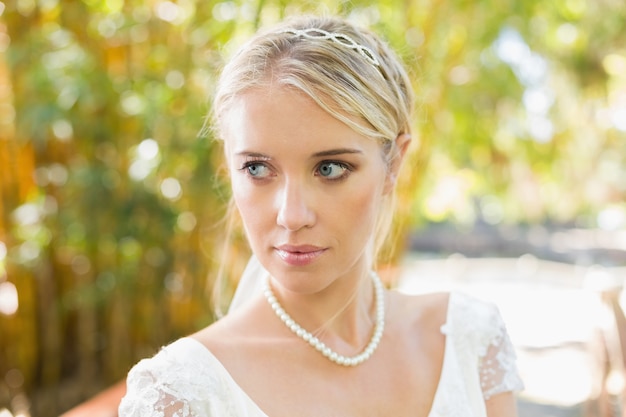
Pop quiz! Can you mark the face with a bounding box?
[222,87,394,294]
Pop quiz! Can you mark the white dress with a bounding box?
[119,292,524,417]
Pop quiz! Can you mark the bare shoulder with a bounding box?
[189,303,242,346]
[383,290,450,396]
[190,296,273,354]
[389,290,451,330]
[386,290,451,361]
[190,314,233,347]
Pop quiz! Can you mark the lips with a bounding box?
[275,244,327,266]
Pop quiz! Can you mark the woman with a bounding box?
[120,15,523,417]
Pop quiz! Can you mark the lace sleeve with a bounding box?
[119,338,254,417]
[477,304,525,400]
[119,358,198,417]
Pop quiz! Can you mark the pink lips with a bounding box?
[275,245,326,266]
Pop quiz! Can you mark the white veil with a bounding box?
[227,255,269,314]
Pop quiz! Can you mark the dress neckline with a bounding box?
[178,292,456,417]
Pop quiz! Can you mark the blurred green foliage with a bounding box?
[0,0,624,415]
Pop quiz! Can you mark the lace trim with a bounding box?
[119,360,199,417]
[119,341,221,417]
[451,293,524,400]
[120,294,525,417]
[479,324,525,400]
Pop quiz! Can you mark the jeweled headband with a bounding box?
[280,28,381,67]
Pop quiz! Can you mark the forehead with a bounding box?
[222,87,374,155]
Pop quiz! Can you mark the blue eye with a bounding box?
[241,162,271,178]
[317,162,349,180]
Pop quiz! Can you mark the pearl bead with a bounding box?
[264,271,385,367]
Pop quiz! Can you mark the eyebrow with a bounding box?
[312,148,363,158]
[234,151,271,158]
[234,148,363,158]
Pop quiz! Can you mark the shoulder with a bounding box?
[389,290,506,347]
[445,292,505,332]
[386,291,450,357]
[125,337,220,389]
[132,337,213,371]
[191,295,275,354]
[120,338,221,416]
[389,290,450,330]
[443,292,510,356]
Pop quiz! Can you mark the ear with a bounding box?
[383,133,412,194]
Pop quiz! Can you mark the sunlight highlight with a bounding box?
[129,138,160,181]
[0,282,18,315]
[494,27,554,143]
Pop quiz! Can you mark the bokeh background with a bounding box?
[0,0,625,416]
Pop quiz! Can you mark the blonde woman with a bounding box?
[120,15,523,417]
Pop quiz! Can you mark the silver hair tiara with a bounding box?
[280,28,380,67]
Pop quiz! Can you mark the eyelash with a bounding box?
[315,161,353,181]
[238,160,273,179]
[238,160,354,182]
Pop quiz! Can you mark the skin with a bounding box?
[224,86,396,315]
[193,86,518,417]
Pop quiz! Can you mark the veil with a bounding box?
[227,255,269,314]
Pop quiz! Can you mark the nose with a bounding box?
[276,180,316,231]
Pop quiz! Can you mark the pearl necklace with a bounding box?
[263,272,385,367]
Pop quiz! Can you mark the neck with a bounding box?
[269,268,378,350]
[264,270,386,366]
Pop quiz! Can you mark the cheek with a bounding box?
[232,181,259,221]
[231,180,274,243]
[337,181,384,233]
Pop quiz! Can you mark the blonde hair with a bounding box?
[211,15,414,308]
